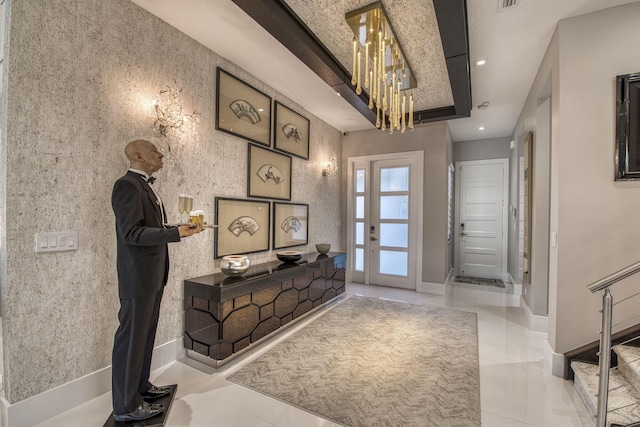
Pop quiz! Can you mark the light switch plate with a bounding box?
[35,231,79,253]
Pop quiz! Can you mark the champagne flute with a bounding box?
[185,195,193,217]
[179,194,188,223]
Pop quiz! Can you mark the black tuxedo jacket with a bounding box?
[112,171,180,299]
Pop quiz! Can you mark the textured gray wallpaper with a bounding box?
[1,0,341,403]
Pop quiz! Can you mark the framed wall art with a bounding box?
[616,72,640,180]
[216,67,272,146]
[214,197,270,258]
[248,143,292,200]
[274,101,310,160]
[273,202,308,250]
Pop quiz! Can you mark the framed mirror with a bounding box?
[616,72,640,180]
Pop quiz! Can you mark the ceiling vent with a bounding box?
[499,0,519,10]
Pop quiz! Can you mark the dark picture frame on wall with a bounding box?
[273,202,309,250]
[214,197,270,258]
[215,67,271,146]
[616,72,640,180]
[248,143,292,200]
[274,101,310,160]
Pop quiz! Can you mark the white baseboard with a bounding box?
[445,267,454,286]
[150,336,187,371]
[520,295,548,333]
[415,269,451,295]
[513,283,523,296]
[417,281,445,295]
[507,273,523,296]
[0,365,112,427]
[518,297,562,377]
[0,338,183,427]
[544,340,565,378]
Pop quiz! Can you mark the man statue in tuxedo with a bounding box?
[111,139,203,422]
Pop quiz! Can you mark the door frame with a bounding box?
[454,158,509,281]
[346,151,424,286]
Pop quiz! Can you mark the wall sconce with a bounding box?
[153,79,200,140]
[322,152,338,177]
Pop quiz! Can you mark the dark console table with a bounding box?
[184,252,346,366]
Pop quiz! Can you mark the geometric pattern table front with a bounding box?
[184,253,345,361]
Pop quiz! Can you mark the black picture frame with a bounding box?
[616,72,640,180]
[216,67,272,146]
[214,197,271,258]
[248,143,292,200]
[273,202,309,249]
[274,101,310,160]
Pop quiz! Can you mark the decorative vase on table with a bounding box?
[315,243,331,254]
[276,250,303,263]
[220,255,250,277]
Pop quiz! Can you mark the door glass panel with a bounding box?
[380,196,408,219]
[380,223,408,248]
[356,196,365,218]
[380,167,409,192]
[355,248,364,271]
[356,222,364,245]
[356,169,365,192]
[379,250,408,276]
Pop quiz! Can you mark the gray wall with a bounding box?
[452,137,511,162]
[0,0,342,403]
[341,122,451,285]
[513,2,640,354]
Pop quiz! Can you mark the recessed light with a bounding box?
[479,126,485,131]
[336,92,342,97]
[475,59,486,66]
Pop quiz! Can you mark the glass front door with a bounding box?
[349,154,420,289]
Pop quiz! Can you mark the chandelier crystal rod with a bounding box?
[346,2,415,133]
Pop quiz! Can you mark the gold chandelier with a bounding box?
[345,1,415,133]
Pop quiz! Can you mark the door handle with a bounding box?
[460,232,468,237]
[370,237,378,241]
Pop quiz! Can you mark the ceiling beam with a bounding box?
[432,0,472,119]
[232,0,471,126]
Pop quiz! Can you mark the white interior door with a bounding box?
[456,159,508,280]
[348,153,422,289]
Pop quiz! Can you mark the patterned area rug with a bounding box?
[455,276,506,288]
[227,296,480,427]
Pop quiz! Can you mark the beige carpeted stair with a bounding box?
[572,345,640,426]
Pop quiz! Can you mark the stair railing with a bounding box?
[587,260,640,427]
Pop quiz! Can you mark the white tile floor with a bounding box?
[34,282,593,427]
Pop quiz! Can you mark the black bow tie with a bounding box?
[147,176,156,184]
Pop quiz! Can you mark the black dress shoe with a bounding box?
[140,384,171,401]
[113,402,163,422]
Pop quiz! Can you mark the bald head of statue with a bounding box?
[125,140,164,176]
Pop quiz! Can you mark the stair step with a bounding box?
[571,360,640,426]
[614,345,640,395]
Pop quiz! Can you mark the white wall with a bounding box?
[554,2,640,353]
[514,2,640,354]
